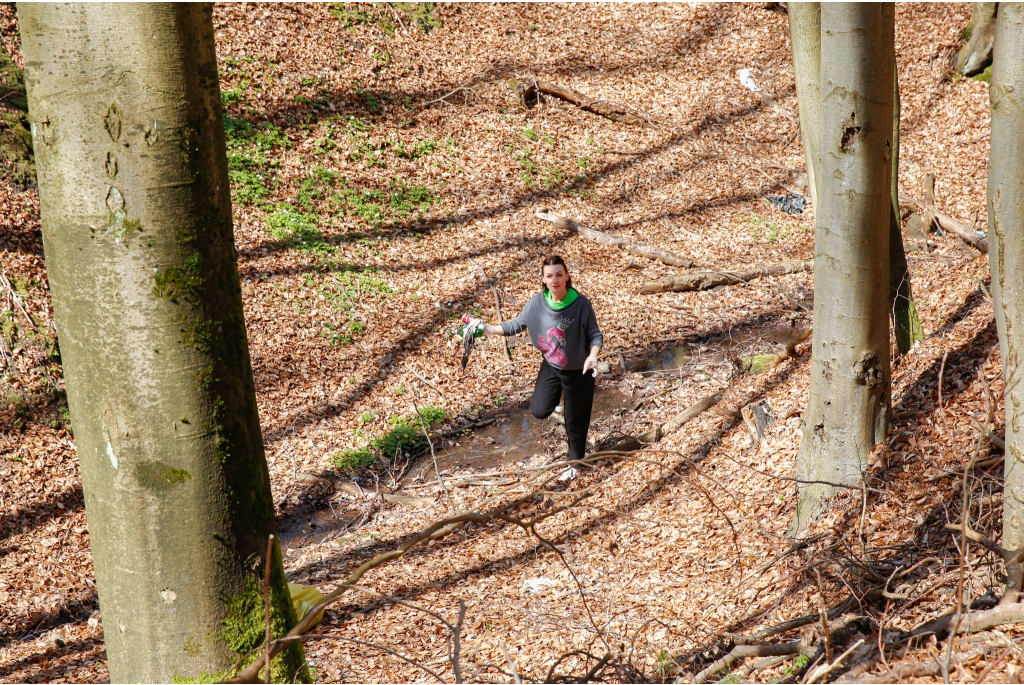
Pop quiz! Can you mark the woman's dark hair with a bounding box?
[540,255,572,292]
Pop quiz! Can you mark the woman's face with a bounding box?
[543,264,569,296]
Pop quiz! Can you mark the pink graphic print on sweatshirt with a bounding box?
[536,326,568,367]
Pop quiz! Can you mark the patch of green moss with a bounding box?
[0,51,34,187]
[154,253,204,304]
[135,460,193,492]
[221,573,309,683]
[972,65,992,83]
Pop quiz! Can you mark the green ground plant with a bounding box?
[332,405,446,470]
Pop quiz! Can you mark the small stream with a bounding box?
[278,320,809,552]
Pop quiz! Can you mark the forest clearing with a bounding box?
[0,2,1017,683]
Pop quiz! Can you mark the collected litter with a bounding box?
[737,67,761,92]
[457,313,485,371]
[767,193,807,215]
[523,577,559,594]
[289,582,325,627]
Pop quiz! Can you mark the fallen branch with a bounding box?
[610,393,723,450]
[692,640,801,684]
[640,259,813,294]
[898,192,988,253]
[518,80,652,126]
[226,485,593,683]
[534,210,694,268]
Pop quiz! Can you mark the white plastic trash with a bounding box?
[737,68,761,92]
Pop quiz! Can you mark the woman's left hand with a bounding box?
[582,354,599,376]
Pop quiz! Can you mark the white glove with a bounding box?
[582,354,599,376]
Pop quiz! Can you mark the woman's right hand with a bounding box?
[482,323,503,337]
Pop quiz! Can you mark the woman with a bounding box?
[480,255,603,461]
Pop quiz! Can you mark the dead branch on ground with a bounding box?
[534,209,694,268]
[639,259,813,294]
[608,392,722,451]
[898,191,988,253]
[517,80,653,126]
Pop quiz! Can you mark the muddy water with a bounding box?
[410,386,629,479]
[624,345,692,372]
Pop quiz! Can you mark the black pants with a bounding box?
[530,361,595,461]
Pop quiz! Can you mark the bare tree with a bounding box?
[791,3,895,533]
[957,3,999,77]
[18,4,307,681]
[989,3,1024,551]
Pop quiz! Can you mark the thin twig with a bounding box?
[410,368,446,400]
[411,399,450,500]
[499,642,522,684]
[938,350,949,431]
[263,534,274,684]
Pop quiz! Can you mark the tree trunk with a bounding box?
[19,5,307,682]
[889,63,925,355]
[989,3,1024,551]
[789,2,822,211]
[791,3,895,534]
[957,3,999,77]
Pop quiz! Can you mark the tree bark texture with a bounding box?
[792,3,895,534]
[958,3,999,76]
[889,63,925,355]
[989,3,1024,551]
[789,2,822,211]
[19,5,306,682]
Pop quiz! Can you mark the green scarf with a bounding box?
[545,287,578,311]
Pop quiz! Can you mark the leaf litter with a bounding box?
[0,2,1015,682]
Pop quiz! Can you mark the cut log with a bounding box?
[639,259,813,294]
[534,210,694,268]
[517,80,651,126]
[898,192,988,252]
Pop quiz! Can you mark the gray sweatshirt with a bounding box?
[500,291,603,370]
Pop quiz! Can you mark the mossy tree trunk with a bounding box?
[890,64,925,354]
[789,2,822,212]
[18,5,307,682]
[958,3,999,77]
[791,3,895,534]
[989,3,1024,551]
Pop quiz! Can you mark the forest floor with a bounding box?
[0,3,1013,683]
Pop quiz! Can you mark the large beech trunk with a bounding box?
[989,4,1024,551]
[789,3,822,211]
[791,4,895,534]
[789,2,922,354]
[19,5,306,682]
